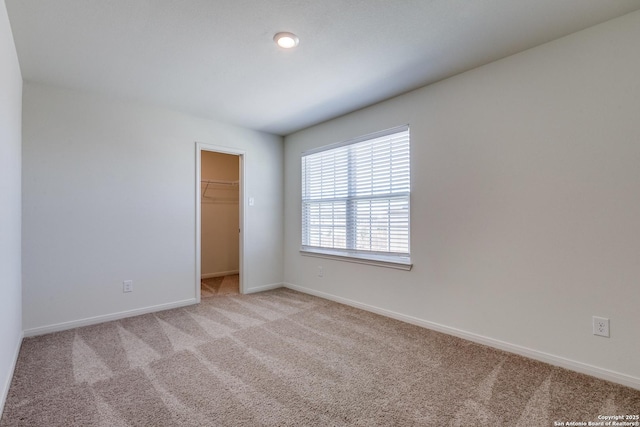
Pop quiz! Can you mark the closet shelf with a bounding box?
[201,179,239,201]
[200,179,239,186]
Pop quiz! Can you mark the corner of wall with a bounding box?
[0,0,24,416]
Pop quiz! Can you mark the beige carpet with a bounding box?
[201,274,239,297]
[2,288,638,426]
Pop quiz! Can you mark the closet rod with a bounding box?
[200,179,239,186]
[201,179,239,198]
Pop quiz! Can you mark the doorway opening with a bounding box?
[195,143,245,302]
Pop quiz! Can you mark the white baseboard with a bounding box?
[23,298,198,338]
[244,282,283,294]
[283,282,640,391]
[201,270,239,279]
[1,331,23,420]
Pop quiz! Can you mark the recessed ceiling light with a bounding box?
[273,32,299,49]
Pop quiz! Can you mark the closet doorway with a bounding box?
[195,143,245,301]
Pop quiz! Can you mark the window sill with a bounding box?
[300,248,412,271]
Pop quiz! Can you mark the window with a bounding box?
[301,125,411,269]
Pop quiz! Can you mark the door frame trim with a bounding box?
[195,142,246,302]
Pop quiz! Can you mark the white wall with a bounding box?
[201,151,239,277]
[284,10,640,387]
[22,83,283,333]
[0,0,22,414]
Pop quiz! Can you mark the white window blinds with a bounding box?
[301,126,410,265]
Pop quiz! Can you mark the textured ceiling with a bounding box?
[6,0,640,135]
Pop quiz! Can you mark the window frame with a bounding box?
[300,125,412,270]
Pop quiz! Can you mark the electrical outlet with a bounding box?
[123,280,133,293]
[592,316,609,337]
[317,266,324,278]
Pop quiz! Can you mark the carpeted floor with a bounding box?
[2,287,638,426]
[201,274,239,297]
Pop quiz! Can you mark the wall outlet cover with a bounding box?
[123,280,133,293]
[592,316,609,337]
